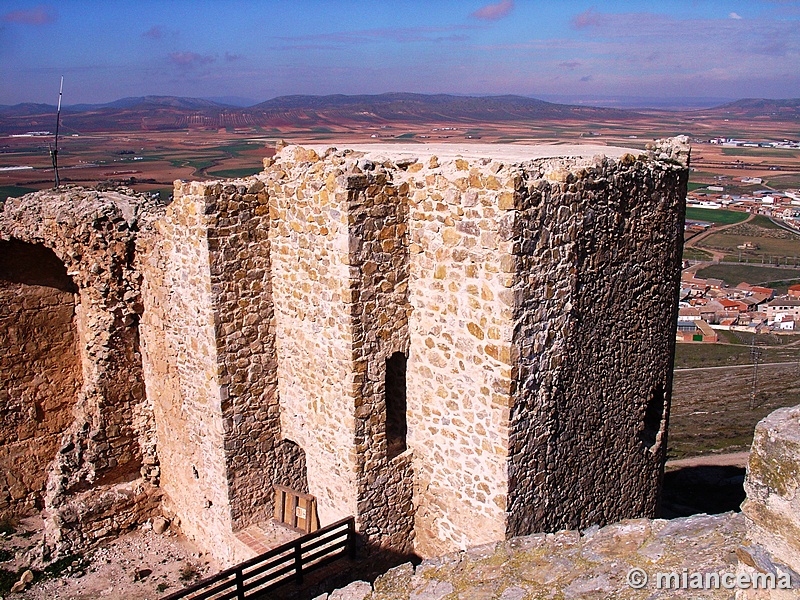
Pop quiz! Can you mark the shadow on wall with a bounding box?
[660,465,746,519]
[385,352,408,461]
[272,439,309,495]
[0,239,77,293]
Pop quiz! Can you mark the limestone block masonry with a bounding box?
[0,138,688,567]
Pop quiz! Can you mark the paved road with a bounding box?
[768,216,800,236]
[666,451,750,469]
[675,360,798,372]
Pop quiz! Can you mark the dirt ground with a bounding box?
[0,515,217,599]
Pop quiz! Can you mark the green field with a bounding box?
[749,214,784,229]
[684,207,749,224]
[765,173,800,190]
[215,141,264,155]
[207,166,262,179]
[695,263,800,287]
[721,147,800,158]
[168,157,217,171]
[0,185,37,201]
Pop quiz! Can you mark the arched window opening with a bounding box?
[0,239,77,292]
[386,352,408,460]
[639,384,665,450]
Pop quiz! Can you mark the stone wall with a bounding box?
[316,140,688,557]
[139,178,300,564]
[0,188,160,556]
[318,512,746,600]
[399,154,517,556]
[204,180,281,531]
[258,141,688,559]
[265,147,362,527]
[343,159,413,556]
[263,146,418,556]
[138,183,236,560]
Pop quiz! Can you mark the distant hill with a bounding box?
[702,98,800,119]
[249,92,635,124]
[0,103,59,117]
[100,96,231,110]
[0,93,638,135]
[201,96,260,108]
[1,93,798,134]
[0,96,243,134]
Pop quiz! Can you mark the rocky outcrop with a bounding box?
[738,405,800,598]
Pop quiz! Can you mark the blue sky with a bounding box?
[1,0,799,105]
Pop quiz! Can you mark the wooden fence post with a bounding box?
[294,542,303,584]
[235,567,245,600]
[348,518,357,560]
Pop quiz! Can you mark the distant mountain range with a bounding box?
[0,93,798,135]
[699,98,800,118]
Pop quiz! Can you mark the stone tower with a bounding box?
[138,139,688,561]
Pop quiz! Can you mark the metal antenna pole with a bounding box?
[749,333,761,410]
[49,76,63,188]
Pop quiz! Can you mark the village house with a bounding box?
[766,298,800,325]
[677,306,701,321]
[676,318,718,343]
[737,283,776,299]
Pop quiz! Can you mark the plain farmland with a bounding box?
[674,336,800,368]
[700,232,800,262]
[694,263,800,289]
[670,361,800,459]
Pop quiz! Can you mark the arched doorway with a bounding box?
[0,239,82,520]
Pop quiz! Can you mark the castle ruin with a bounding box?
[0,139,689,566]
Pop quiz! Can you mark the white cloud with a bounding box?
[729,12,744,19]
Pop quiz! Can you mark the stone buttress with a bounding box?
[138,179,287,563]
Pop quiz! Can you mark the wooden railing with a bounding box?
[163,517,356,600]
